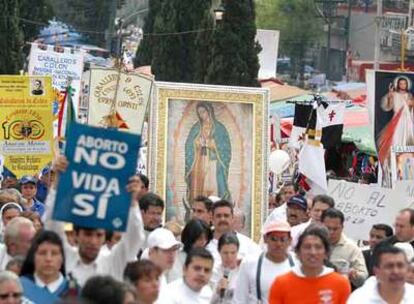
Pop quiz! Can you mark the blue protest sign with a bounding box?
[53,122,141,231]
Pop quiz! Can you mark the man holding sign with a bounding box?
[43,123,145,286]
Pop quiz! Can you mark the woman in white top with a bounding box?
[211,232,240,304]
[167,219,211,282]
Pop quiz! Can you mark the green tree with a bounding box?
[151,0,182,81]
[134,0,162,67]
[0,0,23,74]
[205,0,261,87]
[19,0,54,41]
[256,0,323,81]
[150,0,214,82]
[185,0,215,83]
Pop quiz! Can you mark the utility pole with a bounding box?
[374,0,382,70]
[345,0,352,51]
[316,0,346,80]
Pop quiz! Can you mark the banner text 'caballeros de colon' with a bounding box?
[28,44,85,114]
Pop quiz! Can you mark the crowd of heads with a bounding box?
[0,164,413,304]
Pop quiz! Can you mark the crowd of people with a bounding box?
[0,157,413,304]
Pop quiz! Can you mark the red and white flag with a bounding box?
[317,103,345,149]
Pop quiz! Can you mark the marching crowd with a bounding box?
[0,156,413,304]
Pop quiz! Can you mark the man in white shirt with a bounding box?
[233,220,294,304]
[206,200,260,263]
[264,183,297,225]
[290,194,335,248]
[158,247,213,304]
[44,162,145,286]
[147,227,181,293]
[191,196,213,226]
[348,245,414,304]
[380,208,414,250]
[139,192,165,253]
[0,217,36,270]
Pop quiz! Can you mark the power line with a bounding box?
[11,16,215,38]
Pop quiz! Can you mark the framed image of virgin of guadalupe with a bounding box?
[149,82,269,241]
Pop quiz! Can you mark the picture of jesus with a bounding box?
[377,75,414,165]
[185,102,232,202]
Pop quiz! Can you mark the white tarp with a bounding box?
[256,29,279,79]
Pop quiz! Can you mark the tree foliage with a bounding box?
[0,0,23,74]
[149,0,214,83]
[256,0,323,78]
[134,0,162,67]
[205,0,261,87]
[19,0,54,41]
[178,0,214,83]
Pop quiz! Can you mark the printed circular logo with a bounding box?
[3,109,46,140]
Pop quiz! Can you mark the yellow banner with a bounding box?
[0,76,54,178]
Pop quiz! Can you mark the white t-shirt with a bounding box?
[347,277,414,304]
[154,273,168,304]
[232,254,293,304]
[157,278,213,304]
[290,219,312,250]
[210,262,240,292]
[206,232,261,265]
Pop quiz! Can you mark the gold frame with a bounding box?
[149,82,269,241]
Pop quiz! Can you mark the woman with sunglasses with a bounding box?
[19,230,78,303]
[0,271,25,304]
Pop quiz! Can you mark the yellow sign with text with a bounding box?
[0,76,54,178]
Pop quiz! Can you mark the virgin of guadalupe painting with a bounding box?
[150,83,269,240]
[166,100,252,226]
[185,102,232,202]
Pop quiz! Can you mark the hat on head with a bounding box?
[208,195,221,203]
[395,242,414,262]
[263,220,291,235]
[287,194,307,211]
[19,175,37,185]
[147,228,182,250]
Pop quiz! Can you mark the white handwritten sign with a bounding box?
[328,180,412,240]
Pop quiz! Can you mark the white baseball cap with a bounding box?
[147,228,182,250]
[395,242,414,262]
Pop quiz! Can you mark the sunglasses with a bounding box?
[266,235,290,242]
[0,292,22,300]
